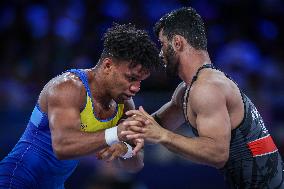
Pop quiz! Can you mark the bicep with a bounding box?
[47,83,83,139]
[196,105,231,144]
[191,86,231,148]
[48,104,81,132]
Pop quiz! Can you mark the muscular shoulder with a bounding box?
[43,72,86,110]
[171,81,187,107]
[190,74,227,114]
[49,73,83,95]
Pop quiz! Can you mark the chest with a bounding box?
[93,101,117,120]
[80,96,124,132]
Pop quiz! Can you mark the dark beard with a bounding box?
[165,45,179,78]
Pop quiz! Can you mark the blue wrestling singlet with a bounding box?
[0,104,78,189]
[0,69,124,189]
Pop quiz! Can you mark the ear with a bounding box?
[101,58,113,74]
[172,35,184,52]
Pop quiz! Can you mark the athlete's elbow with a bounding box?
[53,144,67,160]
[54,152,67,160]
[213,150,229,169]
[52,139,71,160]
[214,158,228,169]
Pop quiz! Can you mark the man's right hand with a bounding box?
[117,116,143,141]
[121,106,169,144]
[117,116,145,155]
[96,142,128,162]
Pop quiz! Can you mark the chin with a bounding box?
[115,97,126,104]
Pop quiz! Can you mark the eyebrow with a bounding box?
[133,73,143,78]
[125,72,139,78]
[129,70,149,79]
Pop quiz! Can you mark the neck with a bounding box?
[178,48,211,85]
[89,67,114,108]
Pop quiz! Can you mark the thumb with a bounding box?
[139,106,151,118]
[139,106,147,114]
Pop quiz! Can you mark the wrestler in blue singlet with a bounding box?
[0,69,124,189]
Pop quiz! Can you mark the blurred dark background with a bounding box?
[0,0,283,189]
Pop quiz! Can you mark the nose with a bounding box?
[129,81,141,94]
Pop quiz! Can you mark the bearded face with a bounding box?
[164,44,179,77]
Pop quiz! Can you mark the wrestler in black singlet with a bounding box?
[183,64,284,189]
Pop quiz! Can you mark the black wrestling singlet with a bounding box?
[183,64,284,189]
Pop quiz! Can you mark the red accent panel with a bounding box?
[247,135,277,157]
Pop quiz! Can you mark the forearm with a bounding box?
[160,130,228,168]
[152,103,185,131]
[116,150,144,173]
[52,129,108,159]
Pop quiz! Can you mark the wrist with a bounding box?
[105,126,120,146]
[120,142,133,159]
[159,128,171,144]
[116,123,125,141]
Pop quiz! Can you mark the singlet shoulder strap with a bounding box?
[183,64,215,122]
[65,69,92,98]
[65,69,122,121]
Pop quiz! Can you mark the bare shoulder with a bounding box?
[49,72,83,92]
[190,74,227,114]
[40,72,86,111]
[171,81,187,106]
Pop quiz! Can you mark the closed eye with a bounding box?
[126,75,137,82]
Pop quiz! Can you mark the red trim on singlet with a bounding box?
[247,135,278,157]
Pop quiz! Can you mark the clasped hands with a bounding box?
[96,106,165,161]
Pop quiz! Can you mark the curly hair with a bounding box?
[101,23,161,70]
[154,7,207,50]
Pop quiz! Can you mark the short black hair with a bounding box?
[101,23,161,70]
[154,7,207,50]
